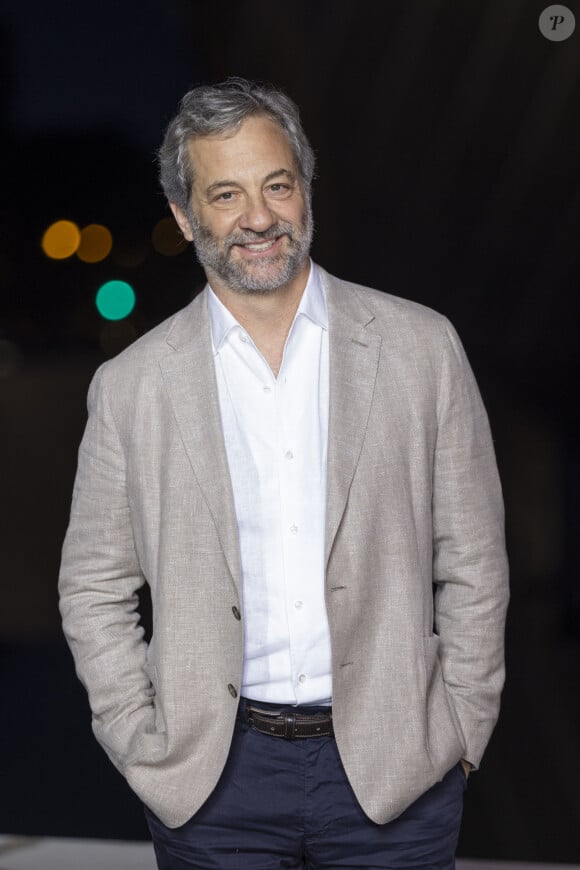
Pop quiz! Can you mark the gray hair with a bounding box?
[158,78,315,212]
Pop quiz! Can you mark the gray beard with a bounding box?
[187,203,313,295]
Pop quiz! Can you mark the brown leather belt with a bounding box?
[245,705,334,740]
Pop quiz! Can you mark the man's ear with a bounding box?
[169,203,194,242]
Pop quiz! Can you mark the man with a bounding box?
[59,78,509,868]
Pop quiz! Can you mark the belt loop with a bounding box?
[284,713,295,740]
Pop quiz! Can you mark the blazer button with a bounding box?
[232,605,241,621]
[228,684,238,698]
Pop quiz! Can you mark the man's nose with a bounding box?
[239,194,276,233]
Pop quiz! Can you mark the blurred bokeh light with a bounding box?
[152,217,186,257]
[99,320,139,357]
[77,224,113,263]
[112,241,149,268]
[41,220,81,260]
[95,280,136,321]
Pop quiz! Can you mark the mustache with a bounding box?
[226,223,294,248]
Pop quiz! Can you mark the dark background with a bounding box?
[1,0,579,861]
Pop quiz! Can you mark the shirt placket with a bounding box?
[278,329,313,701]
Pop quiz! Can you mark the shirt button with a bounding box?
[285,450,294,460]
[263,386,272,393]
[298,674,307,684]
[232,606,241,621]
[239,334,248,343]
[227,683,238,698]
[290,524,298,534]
[294,600,303,609]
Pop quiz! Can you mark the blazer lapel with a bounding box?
[158,290,241,596]
[322,270,382,568]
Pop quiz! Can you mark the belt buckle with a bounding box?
[247,705,282,718]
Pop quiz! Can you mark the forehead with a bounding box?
[187,115,296,189]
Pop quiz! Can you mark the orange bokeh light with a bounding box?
[77,224,113,263]
[41,220,81,260]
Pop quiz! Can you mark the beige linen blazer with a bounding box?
[59,266,509,828]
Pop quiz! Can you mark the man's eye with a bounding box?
[217,191,234,201]
[270,184,288,192]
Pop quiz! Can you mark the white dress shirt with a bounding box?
[207,262,332,705]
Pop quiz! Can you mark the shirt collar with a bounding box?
[207,259,328,355]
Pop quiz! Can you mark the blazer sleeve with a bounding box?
[58,365,155,773]
[431,319,509,769]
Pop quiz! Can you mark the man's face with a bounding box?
[171,115,312,295]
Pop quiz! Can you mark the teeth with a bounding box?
[244,239,277,251]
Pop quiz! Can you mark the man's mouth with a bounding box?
[233,234,286,255]
[243,238,278,251]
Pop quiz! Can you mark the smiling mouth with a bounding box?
[235,235,284,254]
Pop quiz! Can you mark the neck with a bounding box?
[207,258,311,334]
[208,258,311,377]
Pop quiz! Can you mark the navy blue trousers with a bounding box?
[145,700,466,869]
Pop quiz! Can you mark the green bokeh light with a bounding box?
[96,280,136,321]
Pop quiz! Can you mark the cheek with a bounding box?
[208,213,241,240]
[276,202,306,228]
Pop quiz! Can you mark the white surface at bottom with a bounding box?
[0,836,157,870]
[0,837,579,870]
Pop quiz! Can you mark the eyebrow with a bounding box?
[264,168,295,184]
[205,168,296,197]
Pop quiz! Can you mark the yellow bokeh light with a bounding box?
[41,220,81,260]
[152,217,186,256]
[77,224,113,263]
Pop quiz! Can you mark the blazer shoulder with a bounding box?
[324,269,452,340]
[91,293,205,390]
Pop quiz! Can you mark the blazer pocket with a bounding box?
[423,635,466,767]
